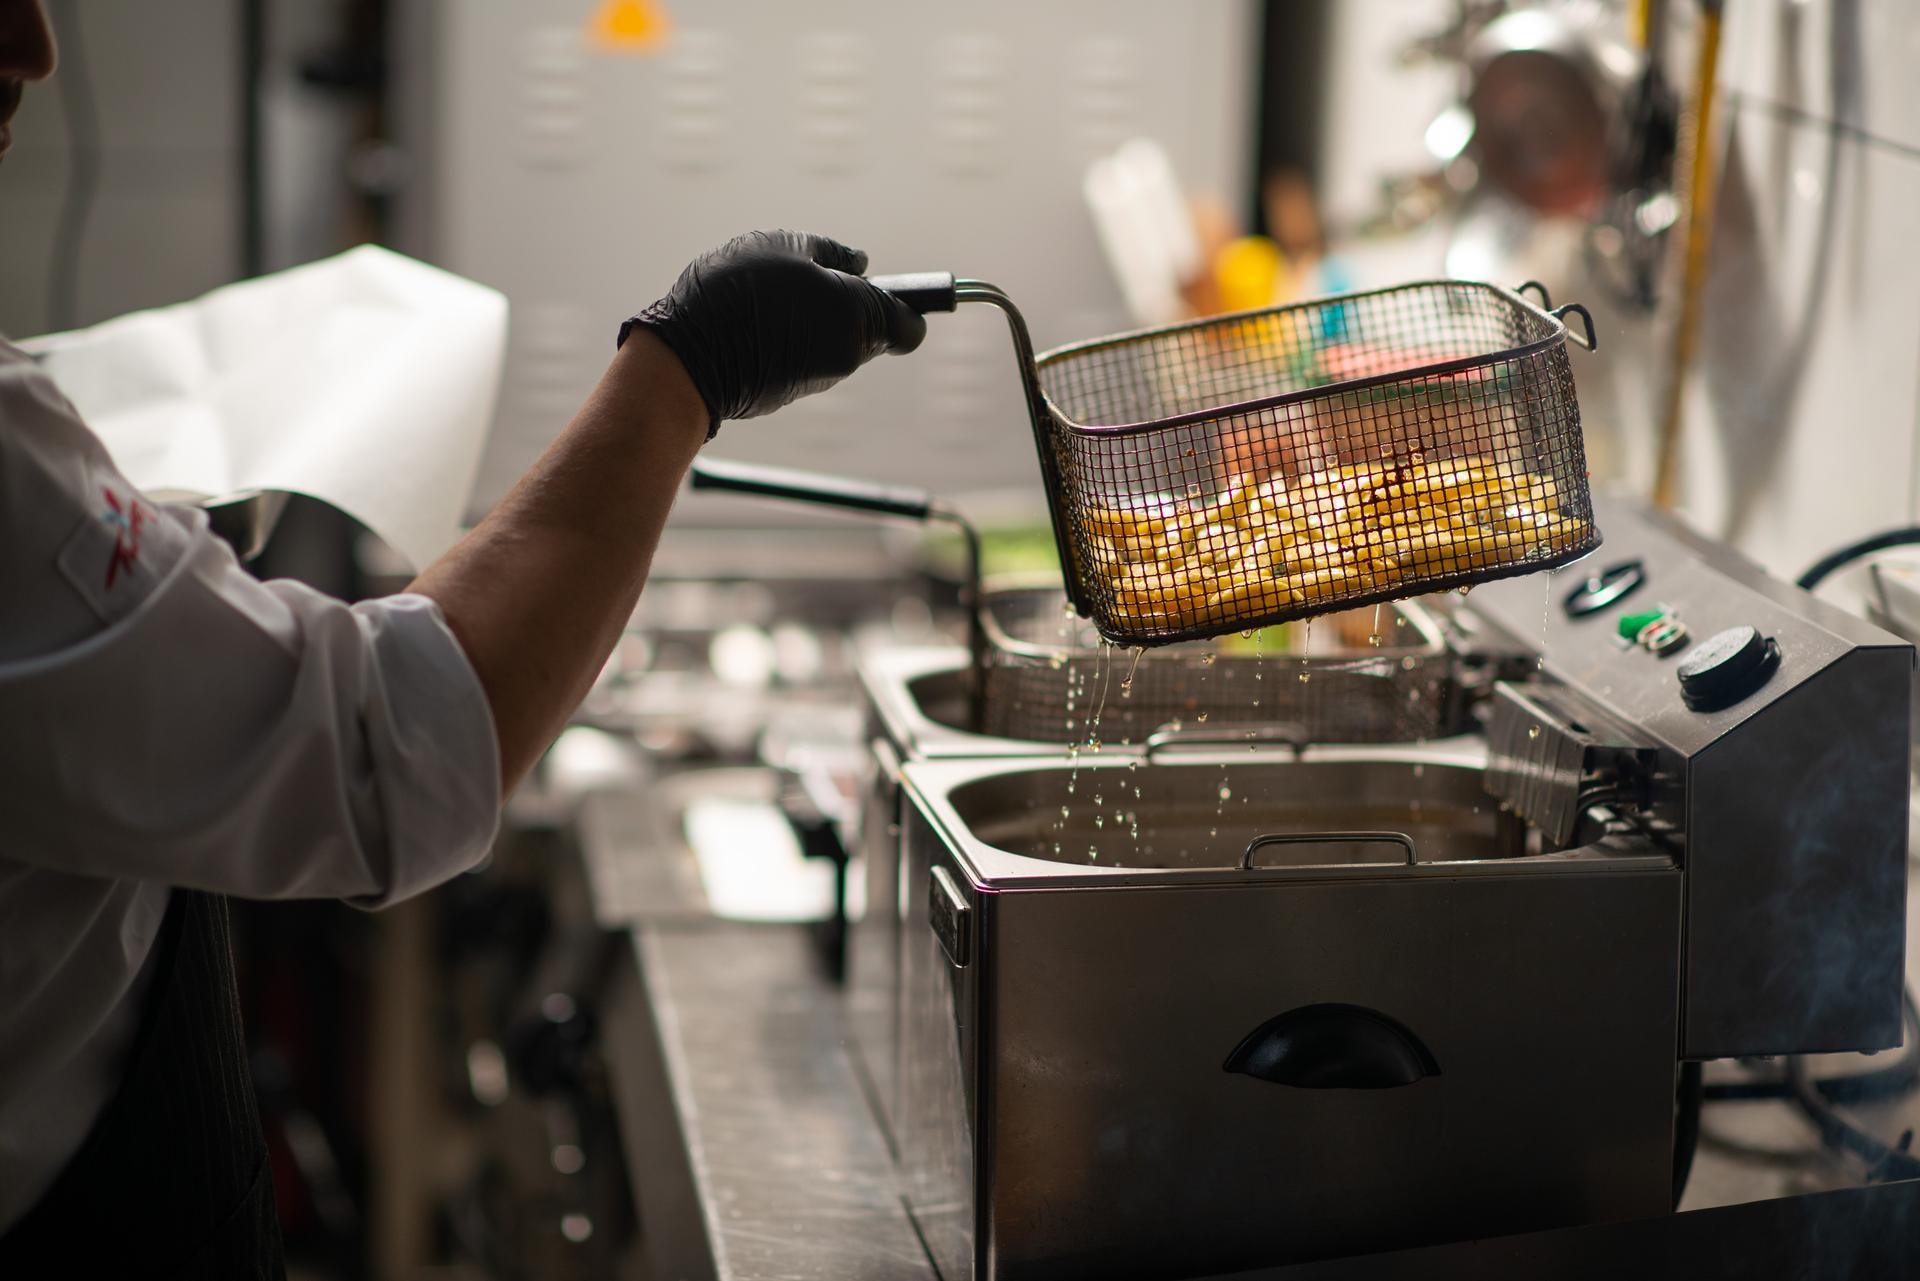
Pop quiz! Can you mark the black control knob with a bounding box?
[1677,625,1780,711]
[1564,559,1646,617]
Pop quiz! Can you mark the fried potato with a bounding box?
[1079,455,1590,634]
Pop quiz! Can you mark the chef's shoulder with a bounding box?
[0,335,197,662]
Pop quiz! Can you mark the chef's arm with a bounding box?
[408,230,926,792]
[407,331,704,790]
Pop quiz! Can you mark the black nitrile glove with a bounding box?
[620,230,928,439]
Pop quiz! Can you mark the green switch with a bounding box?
[1618,608,1668,642]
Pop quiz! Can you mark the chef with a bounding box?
[0,3,928,1274]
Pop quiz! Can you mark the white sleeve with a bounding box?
[0,521,502,905]
[0,343,501,907]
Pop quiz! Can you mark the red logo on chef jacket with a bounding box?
[99,485,150,589]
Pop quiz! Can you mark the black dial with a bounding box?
[1676,625,1780,712]
[1564,559,1645,617]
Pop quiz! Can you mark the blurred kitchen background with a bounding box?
[3,1,1917,1277]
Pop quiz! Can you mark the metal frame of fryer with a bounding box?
[1462,494,1913,1059]
[894,747,1680,1279]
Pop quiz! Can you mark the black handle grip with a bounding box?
[867,272,958,314]
[689,457,934,523]
[1223,1003,1441,1090]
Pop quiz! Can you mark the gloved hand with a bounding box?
[621,230,928,439]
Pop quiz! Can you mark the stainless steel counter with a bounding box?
[585,786,937,1281]
[580,781,1920,1280]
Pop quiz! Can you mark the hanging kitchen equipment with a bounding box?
[688,459,1461,745]
[864,272,1601,647]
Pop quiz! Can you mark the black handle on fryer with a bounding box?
[867,272,959,314]
[1224,1003,1440,1089]
[689,457,934,523]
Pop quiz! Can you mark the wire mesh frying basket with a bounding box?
[694,273,1598,651]
[1031,280,1600,645]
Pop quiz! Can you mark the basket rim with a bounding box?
[1033,279,1576,438]
[979,575,1453,664]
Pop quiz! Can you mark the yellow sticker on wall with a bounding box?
[589,0,670,53]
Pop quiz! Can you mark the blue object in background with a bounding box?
[1316,256,1355,343]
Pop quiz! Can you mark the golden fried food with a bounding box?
[1081,455,1589,632]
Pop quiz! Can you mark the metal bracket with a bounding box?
[1483,682,1653,846]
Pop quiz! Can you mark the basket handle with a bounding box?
[1143,723,1309,761]
[1553,303,1599,352]
[868,272,959,314]
[1514,282,1598,352]
[868,274,1083,617]
[1241,831,1416,872]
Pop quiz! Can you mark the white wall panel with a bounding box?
[1675,99,1920,581]
[0,2,240,338]
[1721,0,1920,155]
[433,0,1256,517]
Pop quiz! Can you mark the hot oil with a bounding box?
[1539,573,1552,671]
[1076,641,1118,861]
[1088,640,1115,752]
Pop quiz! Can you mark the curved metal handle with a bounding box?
[1142,723,1308,761]
[1240,830,1416,871]
[1515,280,1553,309]
[951,280,1087,616]
[1553,302,1599,352]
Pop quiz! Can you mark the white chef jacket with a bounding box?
[0,335,502,1231]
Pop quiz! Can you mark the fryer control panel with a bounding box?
[1466,493,1912,1060]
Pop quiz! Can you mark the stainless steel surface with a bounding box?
[577,781,719,927]
[861,604,1461,766]
[896,752,1680,1280]
[601,921,937,1281]
[1467,494,1913,1058]
[576,493,1916,1278]
[575,767,1920,1279]
[934,752,1524,875]
[1483,679,1654,847]
[1241,829,1415,870]
[977,589,1461,745]
[1144,723,1309,759]
[861,646,1038,764]
[852,632,1480,1154]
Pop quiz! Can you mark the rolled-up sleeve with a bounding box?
[0,512,502,907]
